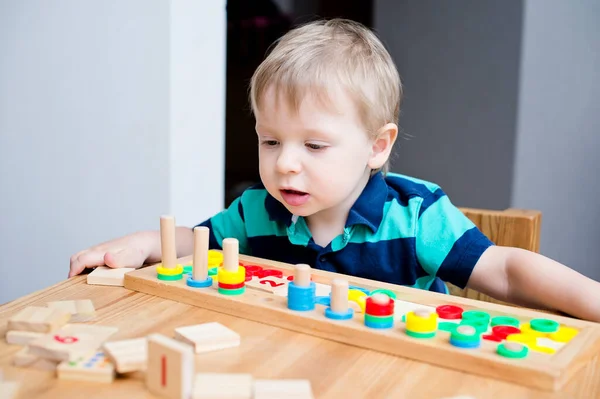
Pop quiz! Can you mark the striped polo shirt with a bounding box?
[196,172,493,293]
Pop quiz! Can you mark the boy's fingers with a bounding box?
[69,251,106,277]
[104,248,144,269]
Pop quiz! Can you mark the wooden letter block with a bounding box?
[87,266,136,286]
[253,380,314,399]
[28,324,118,362]
[47,300,96,323]
[57,350,115,383]
[174,322,240,354]
[146,333,194,399]
[103,337,147,373]
[7,306,71,333]
[5,330,45,346]
[192,373,253,399]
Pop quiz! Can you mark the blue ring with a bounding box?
[186,276,213,288]
[365,319,394,329]
[449,338,480,349]
[348,285,370,295]
[315,296,331,306]
[287,281,316,311]
[325,307,354,320]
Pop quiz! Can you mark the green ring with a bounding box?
[208,267,219,276]
[183,265,193,274]
[157,273,183,281]
[218,286,246,296]
[461,310,491,323]
[450,328,481,343]
[405,330,436,339]
[491,316,520,327]
[364,314,394,323]
[401,314,406,322]
[530,318,559,333]
[369,289,397,300]
[460,319,489,334]
[497,343,529,359]
[438,322,458,332]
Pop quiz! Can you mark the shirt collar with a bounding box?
[264,171,387,233]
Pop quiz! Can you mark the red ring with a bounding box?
[365,296,395,316]
[482,334,503,342]
[257,269,283,279]
[218,281,245,289]
[492,326,521,339]
[436,305,463,320]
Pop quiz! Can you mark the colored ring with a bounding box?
[497,343,529,359]
[218,281,245,289]
[450,338,480,349]
[364,314,394,323]
[218,286,246,296]
[186,276,213,288]
[365,296,395,316]
[369,289,397,299]
[244,265,263,277]
[491,316,520,327]
[549,326,579,343]
[257,269,283,279]
[348,290,367,313]
[315,296,331,306]
[405,330,436,339]
[157,273,183,281]
[287,281,316,311]
[436,305,463,320]
[520,323,547,338]
[183,265,193,274]
[365,318,394,329]
[460,320,488,334]
[450,326,480,344]
[218,266,246,285]
[325,307,354,320]
[207,250,223,264]
[157,264,184,276]
[461,310,490,323]
[530,318,559,333]
[438,322,458,332]
[406,311,438,333]
[491,325,520,339]
[483,334,503,342]
[208,267,219,276]
[506,333,536,346]
[348,286,370,295]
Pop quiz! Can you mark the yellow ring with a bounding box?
[506,333,536,346]
[549,326,578,343]
[520,323,548,338]
[157,264,184,276]
[218,266,246,285]
[348,290,367,313]
[406,311,438,333]
[208,250,224,266]
[529,344,555,354]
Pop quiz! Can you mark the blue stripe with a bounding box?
[436,227,494,288]
[418,188,446,218]
[238,199,245,222]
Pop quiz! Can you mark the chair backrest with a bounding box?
[446,207,542,304]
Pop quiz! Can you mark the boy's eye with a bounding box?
[261,140,279,147]
[306,143,326,150]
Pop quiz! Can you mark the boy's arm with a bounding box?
[467,246,600,322]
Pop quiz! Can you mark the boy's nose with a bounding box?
[276,147,301,174]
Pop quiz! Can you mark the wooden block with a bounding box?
[146,333,194,399]
[87,266,136,286]
[192,373,252,399]
[174,322,240,354]
[253,379,314,399]
[246,277,289,294]
[5,330,45,346]
[47,299,96,322]
[12,347,58,371]
[57,350,115,383]
[7,306,71,333]
[28,324,118,362]
[103,337,147,373]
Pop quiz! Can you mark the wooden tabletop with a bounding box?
[1,276,599,399]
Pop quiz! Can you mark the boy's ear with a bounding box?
[368,123,398,170]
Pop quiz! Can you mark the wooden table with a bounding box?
[1,276,599,399]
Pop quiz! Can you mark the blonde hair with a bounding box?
[249,18,402,172]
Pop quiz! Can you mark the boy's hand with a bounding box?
[68,231,155,277]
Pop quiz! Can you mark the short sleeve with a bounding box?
[415,190,493,288]
[194,196,250,254]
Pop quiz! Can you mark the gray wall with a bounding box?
[0,1,226,303]
[374,0,523,210]
[512,0,600,280]
[375,0,600,282]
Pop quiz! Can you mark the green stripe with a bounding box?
[387,172,441,194]
[240,190,288,238]
[210,197,250,253]
[415,195,475,276]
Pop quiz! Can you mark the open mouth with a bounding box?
[280,189,310,206]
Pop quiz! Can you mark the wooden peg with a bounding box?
[293,264,311,287]
[222,238,239,272]
[160,215,177,270]
[193,226,210,281]
[329,279,349,314]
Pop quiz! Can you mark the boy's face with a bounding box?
[255,86,375,222]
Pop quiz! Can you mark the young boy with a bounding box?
[69,19,600,322]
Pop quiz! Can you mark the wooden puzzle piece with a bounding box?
[47,299,96,323]
[253,379,314,399]
[57,350,115,383]
[28,324,118,362]
[87,266,136,286]
[146,333,195,399]
[102,337,147,373]
[174,322,240,354]
[7,306,71,333]
[5,330,45,346]
[192,373,253,399]
[12,347,58,371]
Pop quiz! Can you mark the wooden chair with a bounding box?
[446,208,542,305]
